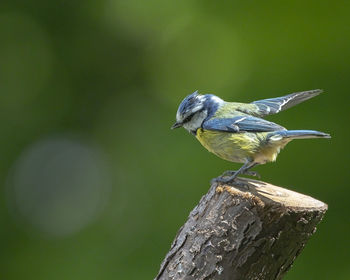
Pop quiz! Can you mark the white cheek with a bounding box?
[183,110,208,132]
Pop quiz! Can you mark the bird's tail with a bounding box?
[269,130,331,140]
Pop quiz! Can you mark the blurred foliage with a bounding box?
[0,0,349,279]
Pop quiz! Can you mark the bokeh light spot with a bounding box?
[6,136,112,238]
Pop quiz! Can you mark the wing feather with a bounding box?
[246,89,322,117]
[202,116,285,133]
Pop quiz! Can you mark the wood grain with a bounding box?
[155,178,327,280]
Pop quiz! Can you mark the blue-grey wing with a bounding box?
[249,89,322,117]
[202,116,285,133]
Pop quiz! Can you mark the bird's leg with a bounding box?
[215,162,257,184]
[222,162,252,182]
[221,168,260,178]
[220,162,260,178]
[243,162,260,178]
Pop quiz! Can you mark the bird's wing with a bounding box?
[202,116,285,133]
[238,89,322,117]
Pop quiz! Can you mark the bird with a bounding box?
[171,89,331,183]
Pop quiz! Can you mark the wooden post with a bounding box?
[155,178,327,280]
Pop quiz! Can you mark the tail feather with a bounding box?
[252,89,322,117]
[269,130,331,140]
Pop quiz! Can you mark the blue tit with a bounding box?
[171,89,331,183]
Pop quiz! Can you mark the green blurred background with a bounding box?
[0,1,349,279]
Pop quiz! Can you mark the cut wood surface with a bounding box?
[155,178,327,280]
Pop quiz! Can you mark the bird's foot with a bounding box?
[221,169,260,179]
[211,176,236,184]
[211,169,260,187]
[211,176,249,188]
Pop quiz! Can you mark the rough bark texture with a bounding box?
[155,178,327,280]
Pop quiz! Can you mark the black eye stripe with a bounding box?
[183,114,194,123]
[183,108,205,123]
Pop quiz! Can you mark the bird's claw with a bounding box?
[221,170,260,179]
[245,170,261,178]
[211,176,234,184]
[211,176,250,188]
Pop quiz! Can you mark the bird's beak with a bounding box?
[171,122,182,129]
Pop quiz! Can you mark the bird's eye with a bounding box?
[183,114,193,123]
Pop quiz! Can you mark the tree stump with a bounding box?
[155,178,327,280]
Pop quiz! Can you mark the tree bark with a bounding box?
[155,178,327,280]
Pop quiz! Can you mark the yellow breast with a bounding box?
[196,129,288,164]
[196,129,257,163]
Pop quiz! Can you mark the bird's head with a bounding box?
[171,91,223,135]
